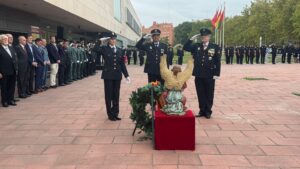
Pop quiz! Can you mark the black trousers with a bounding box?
[104,80,121,118]
[261,54,266,64]
[168,56,173,65]
[236,55,240,64]
[27,65,35,93]
[133,55,137,65]
[139,55,144,66]
[64,63,71,83]
[229,55,234,64]
[287,54,292,64]
[250,56,254,64]
[256,55,260,64]
[128,57,131,65]
[147,74,164,85]
[282,55,286,63]
[58,65,65,85]
[272,54,276,64]
[245,55,249,64]
[178,55,183,65]
[225,55,230,64]
[195,77,215,115]
[1,74,16,104]
[240,55,244,64]
[17,68,28,96]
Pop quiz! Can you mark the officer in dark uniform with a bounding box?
[138,50,145,66]
[136,29,168,84]
[271,44,277,64]
[255,46,260,64]
[126,48,132,65]
[286,44,295,64]
[132,49,138,65]
[167,45,174,65]
[295,46,300,63]
[177,46,184,65]
[229,46,234,64]
[249,46,255,64]
[282,45,287,63]
[260,45,267,64]
[239,46,245,65]
[93,32,130,121]
[245,46,250,64]
[225,46,230,64]
[235,46,240,64]
[183,28,221,119]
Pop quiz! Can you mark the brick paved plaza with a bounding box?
[0,64,299,169]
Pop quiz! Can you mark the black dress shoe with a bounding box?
[26,92,32,96]
[50,85,57,89]
[108,117,116,121]
[19,95,27,99]
[205,114,211,119]
[115,116,122,121]
[8,101,17,106]
[195,112,205,118]
[2,102,9,107]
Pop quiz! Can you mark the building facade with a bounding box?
[0,0,142,47]
[142,21,174,46]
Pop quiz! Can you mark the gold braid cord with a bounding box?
[160,55,194,90]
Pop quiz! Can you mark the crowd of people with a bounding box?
[0,34,97,108]
[225,44,300,65]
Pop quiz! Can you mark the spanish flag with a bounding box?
[212,8,225,30]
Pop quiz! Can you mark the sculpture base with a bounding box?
[154,109,195,150]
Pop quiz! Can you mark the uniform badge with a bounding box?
[198,47,200,51]
[161,49,164,54]
[208,49,215,56]
[209,57,212,60]
[149,46,152,50]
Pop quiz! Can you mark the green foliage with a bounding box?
[129,83,165,137]
[243,77,269,81]
[174,0,300,46]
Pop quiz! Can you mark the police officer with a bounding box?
[225,46,230,64]
[132,49,138,65]
[295,46,300,63]
[249,46,255,64]
[177,46,184,65]
[260,45,267,64]
[183,28,221,119]
[271,44,277,64]
[93,32,130,121]
[255,46,260,64]
[167,45,174,65]
[229,46,234,64]
[138,49,145,66]
[286,43,295,64]
[136,29,168,84]
[235,46,240,64]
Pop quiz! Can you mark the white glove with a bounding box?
[126,77,131,84]
[143,34,152,40]
[190,34,200,41]
[213,76,219,80]
[100,37,110,42]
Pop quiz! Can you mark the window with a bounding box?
[126,8,141,35]
[114,0,121,22]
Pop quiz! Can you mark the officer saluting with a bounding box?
[136,29,168,84]
[183,28,221,119]
[93,32,130,121]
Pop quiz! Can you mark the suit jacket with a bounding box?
[0,45,17,75]
[46,43,60,64]
[32,45,44,66]
[94,45,129,80]
[183,40,221,78]
[25,43,35,64]
[136,38,168,75]
[15,44,29,72]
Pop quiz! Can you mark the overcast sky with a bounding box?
[131,0,253,27]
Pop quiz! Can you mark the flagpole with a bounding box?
[222,1,225,51]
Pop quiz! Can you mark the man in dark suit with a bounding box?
[167,45,174,65]
[138,50,145,66]
[126,48,132,65]
[25,35,37,95]
[136,29,168,84]
[47,36,61,88]
[93,32,130,121]
[33,38,45,93]
[255,46,260,64]
[0,34,18,107]
[225,46,230,64]
[132,49,138,65]
[183,28,221,119]
[57,40,67,86]
[229,46,234,64]
[15,36,29,98]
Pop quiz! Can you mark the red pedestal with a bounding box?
[154,109,195,150]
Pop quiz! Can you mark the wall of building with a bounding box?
[142,22,174,46]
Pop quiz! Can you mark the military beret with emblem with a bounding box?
[108,32,117,39]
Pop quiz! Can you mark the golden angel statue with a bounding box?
[159,55,194,115]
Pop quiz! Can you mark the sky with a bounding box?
[131,0,253,27]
